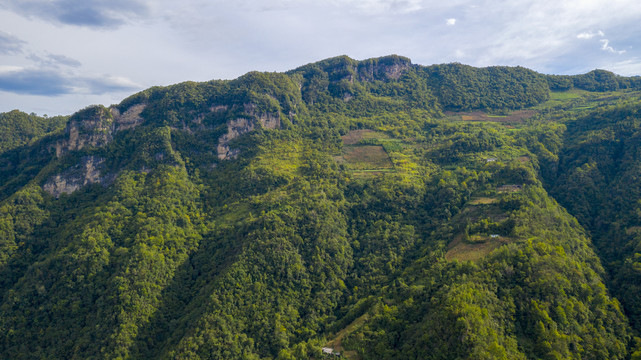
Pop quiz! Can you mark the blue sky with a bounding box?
[1,0,640,115]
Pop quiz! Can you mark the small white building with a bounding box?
[322,347,341,357]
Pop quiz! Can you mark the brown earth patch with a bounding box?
[342,146,394,170]
[342,129,378,145]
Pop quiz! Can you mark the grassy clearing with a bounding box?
[469,197,498,205]
[341,129,388,145]
[250,139,302,181]
[214,201,252,225]
[325,313,369,359]
[445,234,510,262]
[532,90,585,110]
[550,90,583,101]
[535,89,641,113]
[338,130,398,174]
[342,146,394,170]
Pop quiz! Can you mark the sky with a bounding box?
[1,0,641,116]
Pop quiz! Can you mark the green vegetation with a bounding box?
[0,110,67,154]
[1,55,641,359]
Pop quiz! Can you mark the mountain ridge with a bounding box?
[1,55,641,359]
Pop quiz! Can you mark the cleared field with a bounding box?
[550,90,583,101]
[337,129,400,179]
[498,184,522,192]
[445,234,509,262]
[341,129,386,145]
[469,197,498,205]
[325,313,369,359]
[342,146,394,170]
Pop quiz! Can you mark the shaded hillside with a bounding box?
[546,101,641,335]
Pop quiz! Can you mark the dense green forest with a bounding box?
[0,110,67,154]
[1,55,641,359]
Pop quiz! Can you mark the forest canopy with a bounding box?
[1,56,641,359]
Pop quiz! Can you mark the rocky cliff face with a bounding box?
[356,55,413,81]
[43,156,109,197]
[217,103,281,160]
[111,103,146,132]
[54,104,147,157]
[54,106,114,157]
[46,104,146,195]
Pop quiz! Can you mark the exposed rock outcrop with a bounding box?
[54,106,114,157]
[111,103,146,131]
[216,104,281,160]
[54,104,147,158]
[43,156,109,197]
[217,118,254,160]
[355,55,413,81]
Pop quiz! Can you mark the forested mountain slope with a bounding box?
[0,110,67,155]
[1,55,641,359]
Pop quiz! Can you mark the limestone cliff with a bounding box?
[54,106,114,157]
[217,103,281,160]
[54,104,147,157]
[356,55,413,81]
[43,156,109,197]
[111,103,146,132]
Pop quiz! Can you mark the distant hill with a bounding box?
[0,110,67,154]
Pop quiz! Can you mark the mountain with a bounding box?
[1,55,641,359]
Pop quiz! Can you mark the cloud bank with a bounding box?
[0,31,25,55]
[0,67,141,96]
[1,0,151,28]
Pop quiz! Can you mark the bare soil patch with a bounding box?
[342,129,379,145]
[342,146,393,170]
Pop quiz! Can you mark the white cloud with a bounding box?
[81,75,142,94]
[446,18,456,26]
[577,30,605,40]
[329,0,427,14]
[0,0,151,28]
[600,39,626,54]
[0,65,24,73]
[605,58,641,75]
